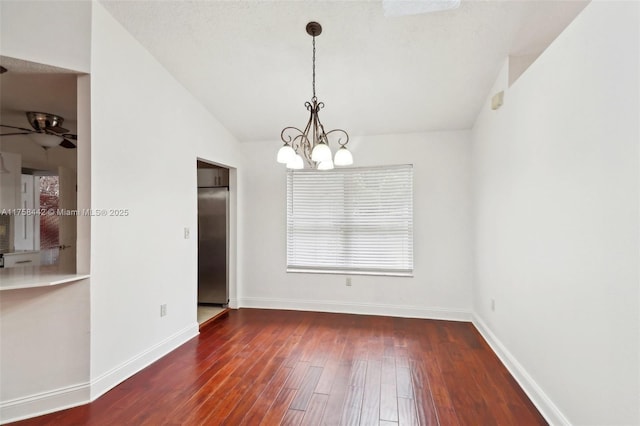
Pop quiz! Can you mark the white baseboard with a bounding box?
[0,382,90,424]
[472,314,569,426]
[238,297,471,322]
[90,322,199,400]
[1,323,198,425]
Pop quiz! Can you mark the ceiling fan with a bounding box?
[0,111,77,149]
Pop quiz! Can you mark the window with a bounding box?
[287,164,413,276]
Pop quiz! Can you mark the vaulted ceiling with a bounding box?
[100,0,587,142]
[1,1,588,145]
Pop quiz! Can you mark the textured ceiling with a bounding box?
[5,1,586,144]
[99,0,587,142]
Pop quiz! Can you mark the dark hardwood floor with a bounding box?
[11,309,547,425]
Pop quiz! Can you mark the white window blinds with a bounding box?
[287,165,414,276]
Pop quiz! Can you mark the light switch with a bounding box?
[491,91,504,110]
[184,227,190,239]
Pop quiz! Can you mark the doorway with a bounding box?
[196,160,230,325]
[39,175,59,265]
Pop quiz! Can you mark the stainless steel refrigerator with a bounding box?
[198,187,228,305]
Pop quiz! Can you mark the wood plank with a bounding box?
[259,387,298,426]
[290,366,323,410]
[380,383,399,422]
[397,397,418,426]
[396,366,413,399]
[360,359,382,426]
[300,393,329,426]
[412,380,439,426]
[241,366,293,425]
[341,384,365,426]
[314,328,349,394]
[320,362,351,425]
[381,356,396,385]
[284,361,311,390]
[281,409,305,426]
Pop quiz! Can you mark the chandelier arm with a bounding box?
[291,133,309,152]
[302,108,314,139]
[299,109,314,166]
[281,126,307,144]
[302,101,315,156]
[314,106,331,145]
[316,114,329,144]
[302,142,314,168]
[312,107,320,147]
[324,129,350,147]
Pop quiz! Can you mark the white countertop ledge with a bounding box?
[0,266,90,291]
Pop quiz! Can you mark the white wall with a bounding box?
[1,1,246,422]
[0,1,91,73]
[89,2,245,397]
[0,281,90,421]
[241,131,473,319]
[472,2,639,425]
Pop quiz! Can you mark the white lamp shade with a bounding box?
[317,159,334,170]
[334,146,353,166]
[287,154,304,170]
[277,144,296,164]
[311,142,332,162]
[30,133,61,148]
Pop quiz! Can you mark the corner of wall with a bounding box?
[89,323,199,401]
[471,314,570,425]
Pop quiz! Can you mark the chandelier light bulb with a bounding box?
[317,159,334,170]
[287,153,305,170]
[334,146,353,166]
[311,142,332,163]
[277,144,296,164]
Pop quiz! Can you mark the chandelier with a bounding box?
[277,22,353,170]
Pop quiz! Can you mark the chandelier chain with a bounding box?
[312,36,316,100]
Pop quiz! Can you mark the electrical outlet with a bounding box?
[491,299,495,311]
[184,227,190,239]
[160,304,167,317]
[346,277,352,286]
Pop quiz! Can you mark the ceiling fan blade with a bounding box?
[62,133,77,140]
[59,138,77,149]
[47,125,69,134]
[0,132,33,136]
[0,124,35,133]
